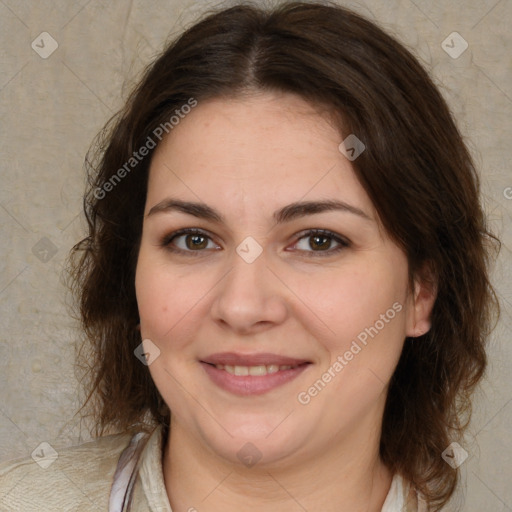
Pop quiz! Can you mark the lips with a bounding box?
[200,352,311,396]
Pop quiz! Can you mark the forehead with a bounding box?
[146,93,375,221]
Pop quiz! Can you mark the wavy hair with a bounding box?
[68,2,499,509]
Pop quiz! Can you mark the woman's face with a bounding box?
[135,92,434,468]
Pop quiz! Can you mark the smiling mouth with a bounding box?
[210,363,305,376]
[200,355,311,395]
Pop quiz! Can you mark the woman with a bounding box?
[0,1,499,511]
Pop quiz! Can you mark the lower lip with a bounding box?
[200,362,310,396]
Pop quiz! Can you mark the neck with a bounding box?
[163,416,393,512]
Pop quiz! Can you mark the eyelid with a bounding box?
[161,228,221,255]
[160,227,350,257]
[287,229,350,256]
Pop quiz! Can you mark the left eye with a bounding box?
[292,230,348,254]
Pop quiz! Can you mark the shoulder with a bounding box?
[0,431,133,512]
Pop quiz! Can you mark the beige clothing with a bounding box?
[0,426,426,511]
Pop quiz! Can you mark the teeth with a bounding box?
[248,365,267,376]
[234,365,249,376]
[214,363,300,375]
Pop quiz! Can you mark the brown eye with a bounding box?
[309,235,332,251]
[163,229,220,253]
[185,234,209,250]
[291,229,350,256]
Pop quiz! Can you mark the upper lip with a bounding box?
[201,352,311,366]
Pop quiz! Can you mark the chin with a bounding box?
[194,413,311,469]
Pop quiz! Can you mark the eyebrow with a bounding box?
[146,198,372,223]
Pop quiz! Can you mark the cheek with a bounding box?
[293,263,408,420]
[135,251,213,347]
[292,261,408,351]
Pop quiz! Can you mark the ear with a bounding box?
[405,263,437,338]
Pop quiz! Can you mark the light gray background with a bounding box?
[0,0,511,510]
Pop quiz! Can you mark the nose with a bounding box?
[209,246,289,335]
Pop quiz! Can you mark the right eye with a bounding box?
[161,228,221,255]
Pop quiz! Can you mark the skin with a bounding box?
[135,91,436,512]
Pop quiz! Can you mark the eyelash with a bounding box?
[290,229,350,257]
[160,228,218,257]
[160,228,350,258]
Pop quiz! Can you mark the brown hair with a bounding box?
[68,1,499,509]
